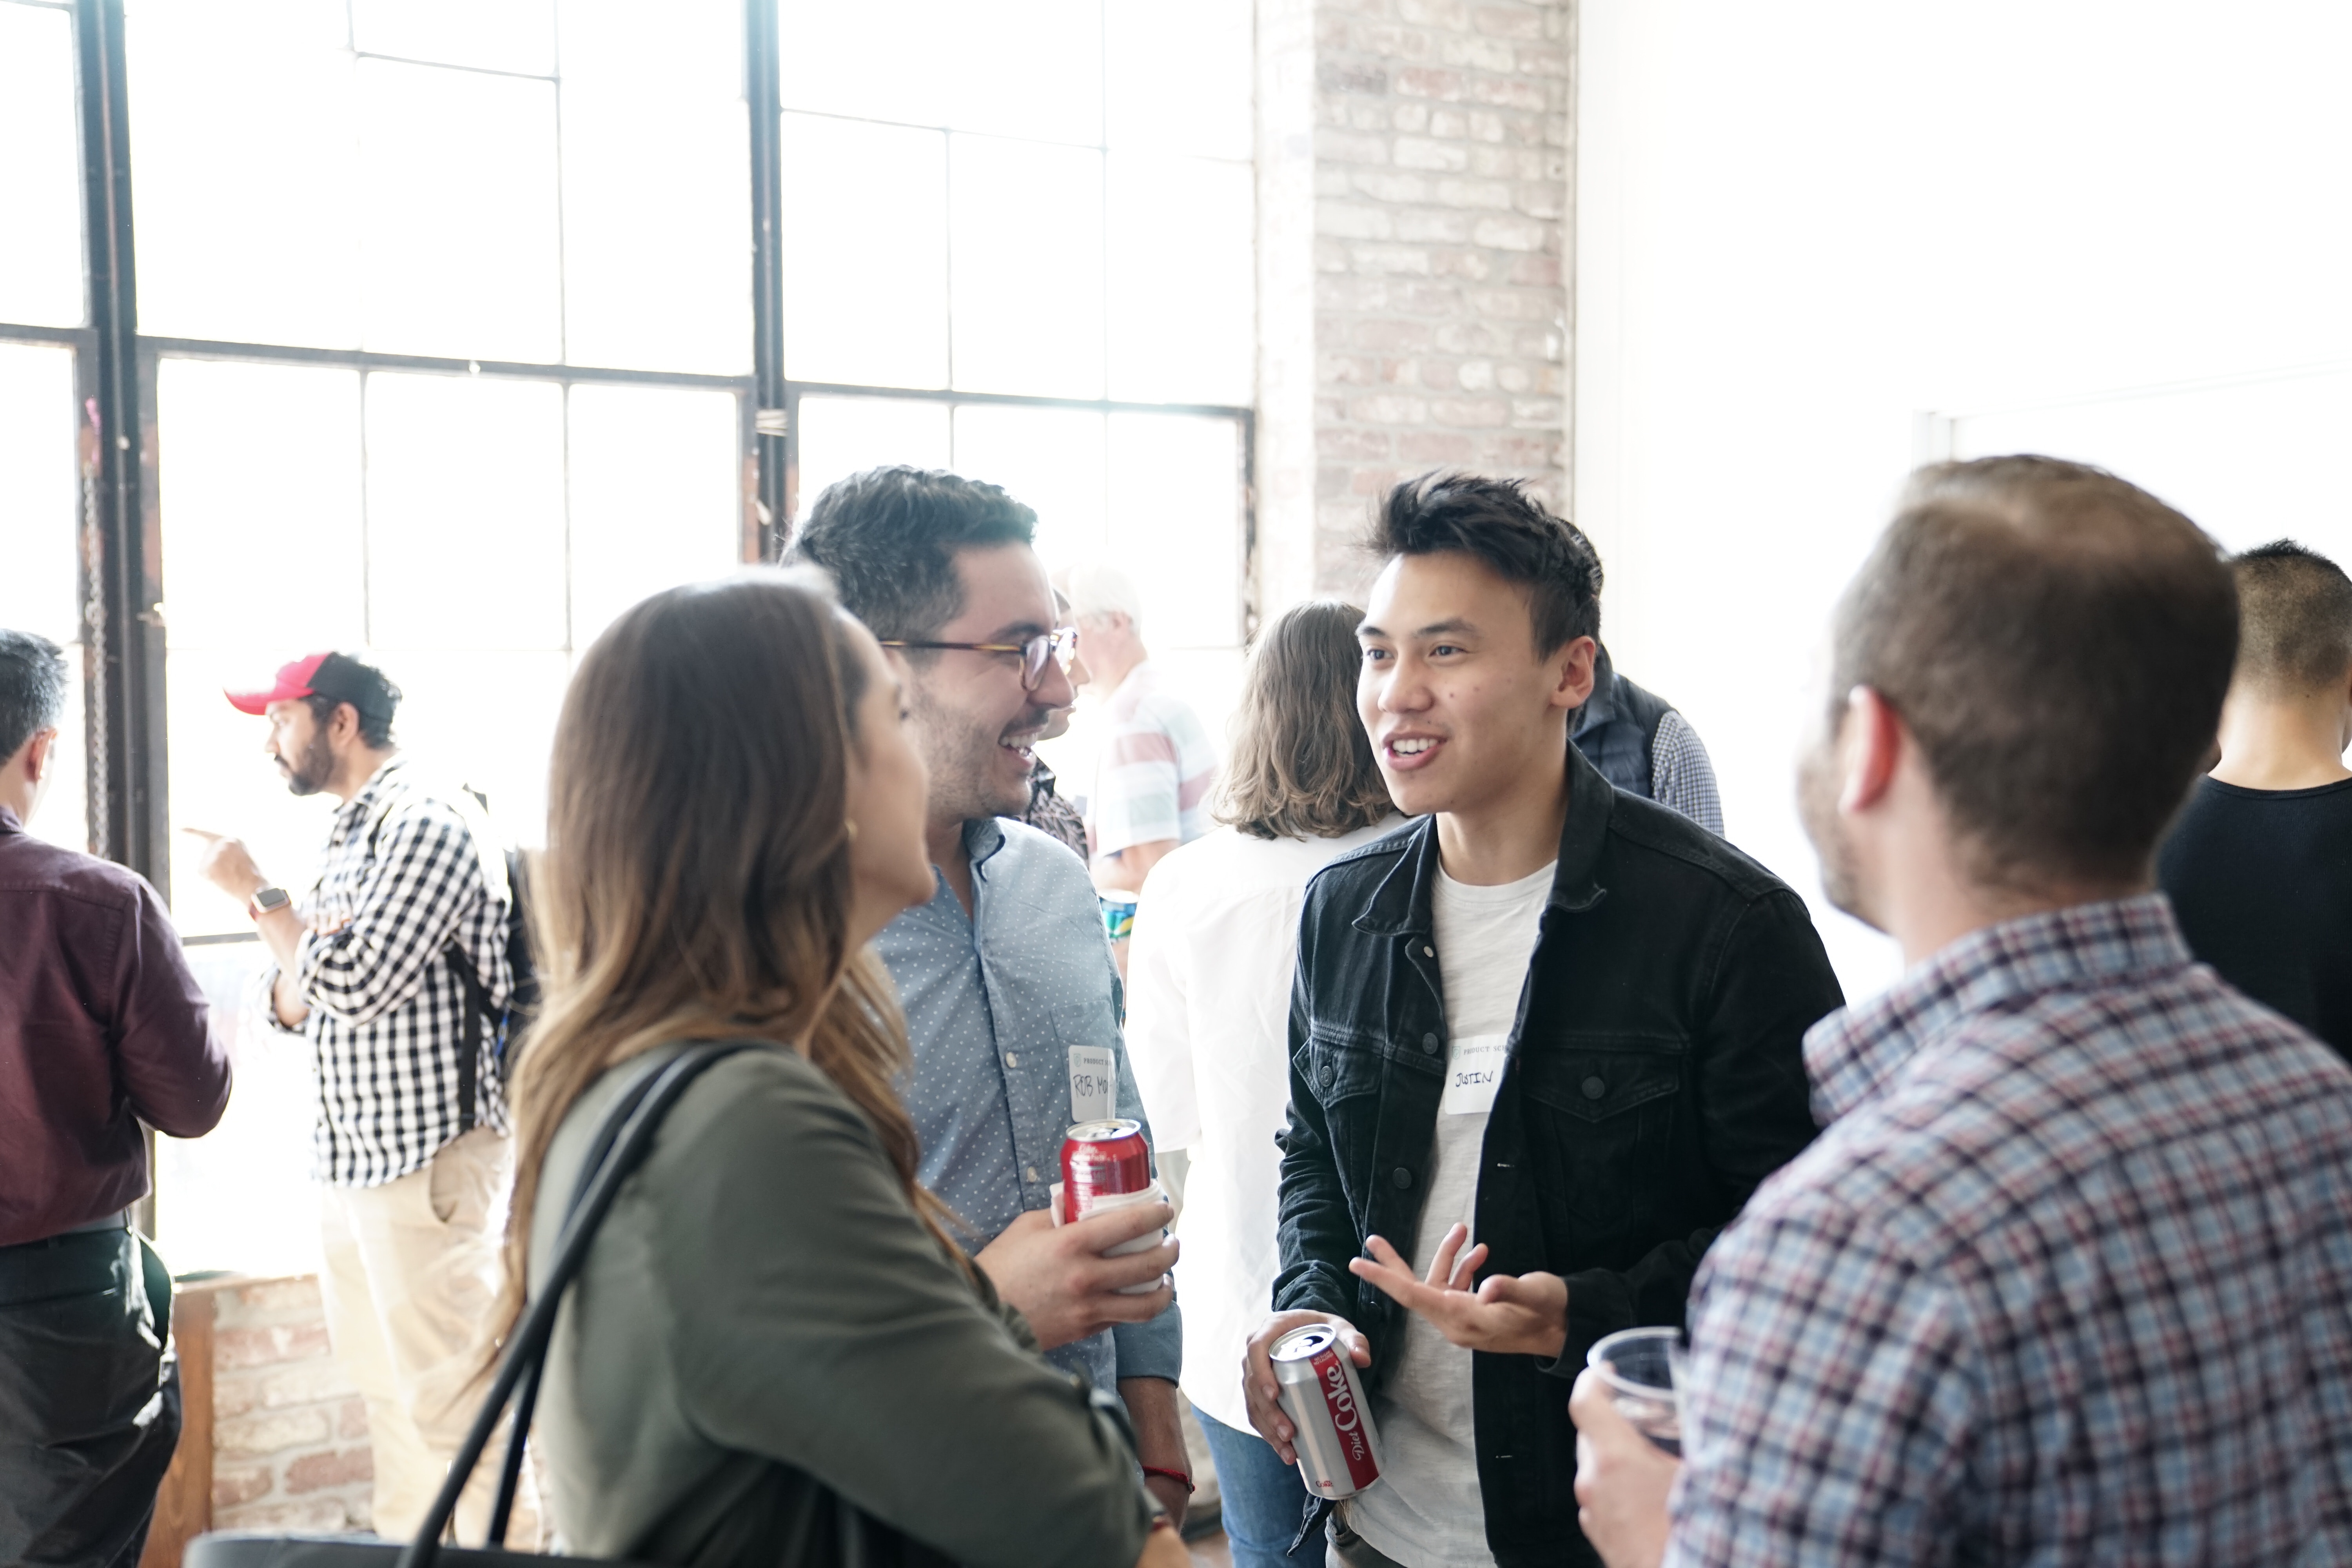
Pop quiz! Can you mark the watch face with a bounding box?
[255,887,290,912]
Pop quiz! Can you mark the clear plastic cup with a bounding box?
[1586,1326,1687,1456]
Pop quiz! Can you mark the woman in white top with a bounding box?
[1125,600,1403,1568]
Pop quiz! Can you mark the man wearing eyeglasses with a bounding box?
[788,466,1196,1528]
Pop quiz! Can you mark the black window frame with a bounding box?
[2,0,1256,897]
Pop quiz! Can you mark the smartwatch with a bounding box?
[250,886,292,920]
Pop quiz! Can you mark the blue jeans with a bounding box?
[1197,1404,1325,1568]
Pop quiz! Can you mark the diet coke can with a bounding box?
[1272,1324,1383,1499]
[1061,1118,1151,1215]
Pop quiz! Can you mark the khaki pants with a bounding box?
[318,1128,538,1545]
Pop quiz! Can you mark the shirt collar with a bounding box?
[0,805,22,837]
[332,754,408,831]
[1804,892,2191,1123]
[962,816,1009,878]
[1350,739,1614,937]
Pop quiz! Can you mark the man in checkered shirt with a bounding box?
[1568,457,2352,1565]
[194,651,530,1541]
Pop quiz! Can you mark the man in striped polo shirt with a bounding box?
[1064,562,1219,900]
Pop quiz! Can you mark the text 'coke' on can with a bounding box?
[1061,1118,1151,1218]
[1272,1324,1382,1499]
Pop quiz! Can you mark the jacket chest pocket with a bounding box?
[1517,1038,1686,1234]
[1299,1030,1405,1203]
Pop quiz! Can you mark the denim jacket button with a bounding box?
[1421,1033,1439,1053]
[1392,1166,1414,1189]
[1581,1075,1607,1100]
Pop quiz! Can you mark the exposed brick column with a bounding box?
[209,1276,376,1532]
[1257,0,1573,603]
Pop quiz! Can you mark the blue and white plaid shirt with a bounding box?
[1668,894,2352,1566]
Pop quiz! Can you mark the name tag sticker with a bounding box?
[1439,1033,1510,1116]
[1068,1045,1115,1124]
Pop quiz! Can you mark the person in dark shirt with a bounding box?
[0,629,229,1568]
[2159,540,2352,1060]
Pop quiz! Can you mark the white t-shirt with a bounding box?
[1348,860,1554,1568]
[1119,817,1406,1432]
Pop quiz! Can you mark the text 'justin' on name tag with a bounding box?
[1439,1033,1509,1117]
[1068,1045,1115,1124]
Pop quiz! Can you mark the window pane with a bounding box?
[372,648,569,848]
[782,115,949,389]
[0,343,86,853]
[776,0,1100,144]
[777,0,952,132]
[155,950,324,1279]
[567,383,744,649]
[0,6,84,328]
[1107,153,1254,405]
[155,358,365,936]
[1106,0,1253,160]
[156,359,365,652]
[358,59,561,362]
[950,136,1104,398]
[953,403,1106,569]
[128,0,361,348]
[364,373,567,648]
[1108,412,1242,648]
[352,0,554,76]
[934,0,1102,145]
[559,0,751,374]
[793,396,950,523]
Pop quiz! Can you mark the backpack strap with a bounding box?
[446,945,485,1135]
[396,1040,762,1568]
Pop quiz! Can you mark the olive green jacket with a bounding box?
[529,1042,1158,1567]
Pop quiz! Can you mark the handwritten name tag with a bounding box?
[1439,1033,1510,1116]
[1068,1045,1115,1125]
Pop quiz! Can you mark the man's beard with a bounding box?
[911,686,1042,826]
[283,730,335,797]
[1797,733,1874,929]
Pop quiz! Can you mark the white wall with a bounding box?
[1575,1,2352,997]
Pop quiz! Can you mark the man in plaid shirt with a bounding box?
[194,651,529,1541]
[1570,457,2352,1565]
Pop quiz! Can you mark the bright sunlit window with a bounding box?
[777,0,1259,804]
[3,0,1262,1277]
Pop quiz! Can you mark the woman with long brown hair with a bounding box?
[499,570,1185,1568]
[1121,599,1403,1568]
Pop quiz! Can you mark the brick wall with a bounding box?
[1258,0,1574,603]
[207,1276,374,1534]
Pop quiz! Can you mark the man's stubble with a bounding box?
[1798,730,1871,929]
[910,677,1033,828]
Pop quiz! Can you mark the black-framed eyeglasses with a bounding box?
[878,627,1078,691]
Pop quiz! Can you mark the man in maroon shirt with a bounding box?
[0,630,229,1568]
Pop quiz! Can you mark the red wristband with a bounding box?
[1141,1465,1194,1495]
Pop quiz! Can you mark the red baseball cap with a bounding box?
[225,652,400,720]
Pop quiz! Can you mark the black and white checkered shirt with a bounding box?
[262,757,512,1187]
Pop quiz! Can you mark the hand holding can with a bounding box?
[1271,1324,1383,1497]
[1060,1119,1170,1294]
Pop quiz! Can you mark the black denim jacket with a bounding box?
[1274,743,1844,1566]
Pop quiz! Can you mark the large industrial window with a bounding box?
[778,0,1258,807]
[0,1,92,857]
[6,0,1255,1275]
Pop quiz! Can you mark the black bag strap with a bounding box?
[397,1040,762,1568]
[446,946,485,1135]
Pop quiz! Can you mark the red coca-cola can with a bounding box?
[1272,1324,1383,1498]
[1061,1118,1151,1218]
